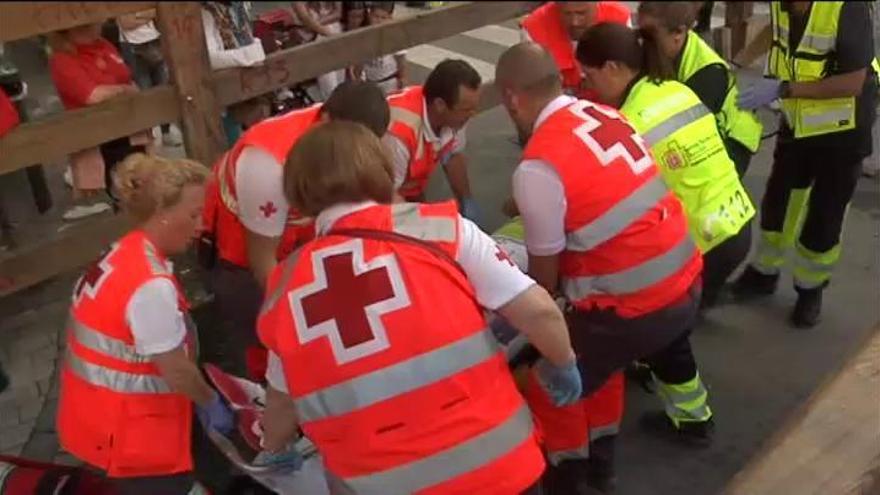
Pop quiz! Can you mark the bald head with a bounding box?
[495,42,562,97]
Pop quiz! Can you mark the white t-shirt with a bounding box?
[234,146,290,238]
[511,94,577,257]
[121,20,161,44]
[265,201,536,391]
[382,98,467,189]
[201,9,266,70]
[126,270,187,356]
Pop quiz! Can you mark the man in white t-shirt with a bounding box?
[207,82,390,379]
[117,10,181,147]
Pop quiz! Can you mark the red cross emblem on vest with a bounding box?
[74,244,119,304]
[290,239,411,364]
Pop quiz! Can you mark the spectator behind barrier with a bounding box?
[352,2,408,95]
[117,9,182,147]
[47,23,153,221]
[201,1,268,146]
[291,2,345,100]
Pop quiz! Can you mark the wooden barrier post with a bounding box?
[156,2,225,166]
[0,1,536,296]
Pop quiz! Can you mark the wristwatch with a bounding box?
[779,81,792,99]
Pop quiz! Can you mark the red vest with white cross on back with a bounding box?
[522,99,702,318]
[257,201,545,495]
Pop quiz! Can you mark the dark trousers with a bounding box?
[761,139,863,254]
[542,436,615,495]
[120,39,171,134]
[702,219,753,306]
[725,137,754,178]
[111,472,195,494]
[207,259,264,378]
[568,283,702,395]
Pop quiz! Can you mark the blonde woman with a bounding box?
[48,24,153,220]
[56,154,231,494]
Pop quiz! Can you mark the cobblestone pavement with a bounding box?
[0,273,77,463]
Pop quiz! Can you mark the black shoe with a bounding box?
[585,458,617,494]
[640,411,714,448]
[791,285,824,329]
[731,265,779,299]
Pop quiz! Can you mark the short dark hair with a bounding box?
[322,81,391,137]
[637,2,696,34]
[423,59,482,108]
[577,23,674,83]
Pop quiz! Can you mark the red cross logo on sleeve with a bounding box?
[495,244,516,267]
[259,201,278,218]
[289,239,411,364]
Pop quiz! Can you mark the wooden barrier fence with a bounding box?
[0,1,537,296]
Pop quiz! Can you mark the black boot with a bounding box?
[791,285,824,329]
[640,411,714,448]
[542,459,598,495]
[585,436,617,494]
[731,265,779,299]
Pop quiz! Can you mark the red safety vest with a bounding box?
[57,230,195,478]
[258,202,545,494]
[387,86,461,200]
[522,99,702,318]
[206,105,322,268]
[0,89,20,137]
[522,1,630,100]
[523,371,624,464]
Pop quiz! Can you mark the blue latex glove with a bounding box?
[535,358,583,407]
[737,78,782,110]
[253,447,304,473]
[196,392,235,435]
[460,197,482,225]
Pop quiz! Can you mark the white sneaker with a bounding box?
[162,131,183,147]
[63,167,73,188]
[62,203,112,221]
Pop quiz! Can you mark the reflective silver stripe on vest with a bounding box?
[143,239,171,276]
[801,107,853,128]
[562,236,697,300]
[70,317,150,364]
[65,349,171,394]
[296,329,500,423]
[391,203,457,242]
[566,176,669,252]
[390,106,426,161]
[589,423,620,441]
[642,103,712,146]
[261,248,305,316]
[800,32,835,53]
[340,404,534,494]
[547,444,589,466]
